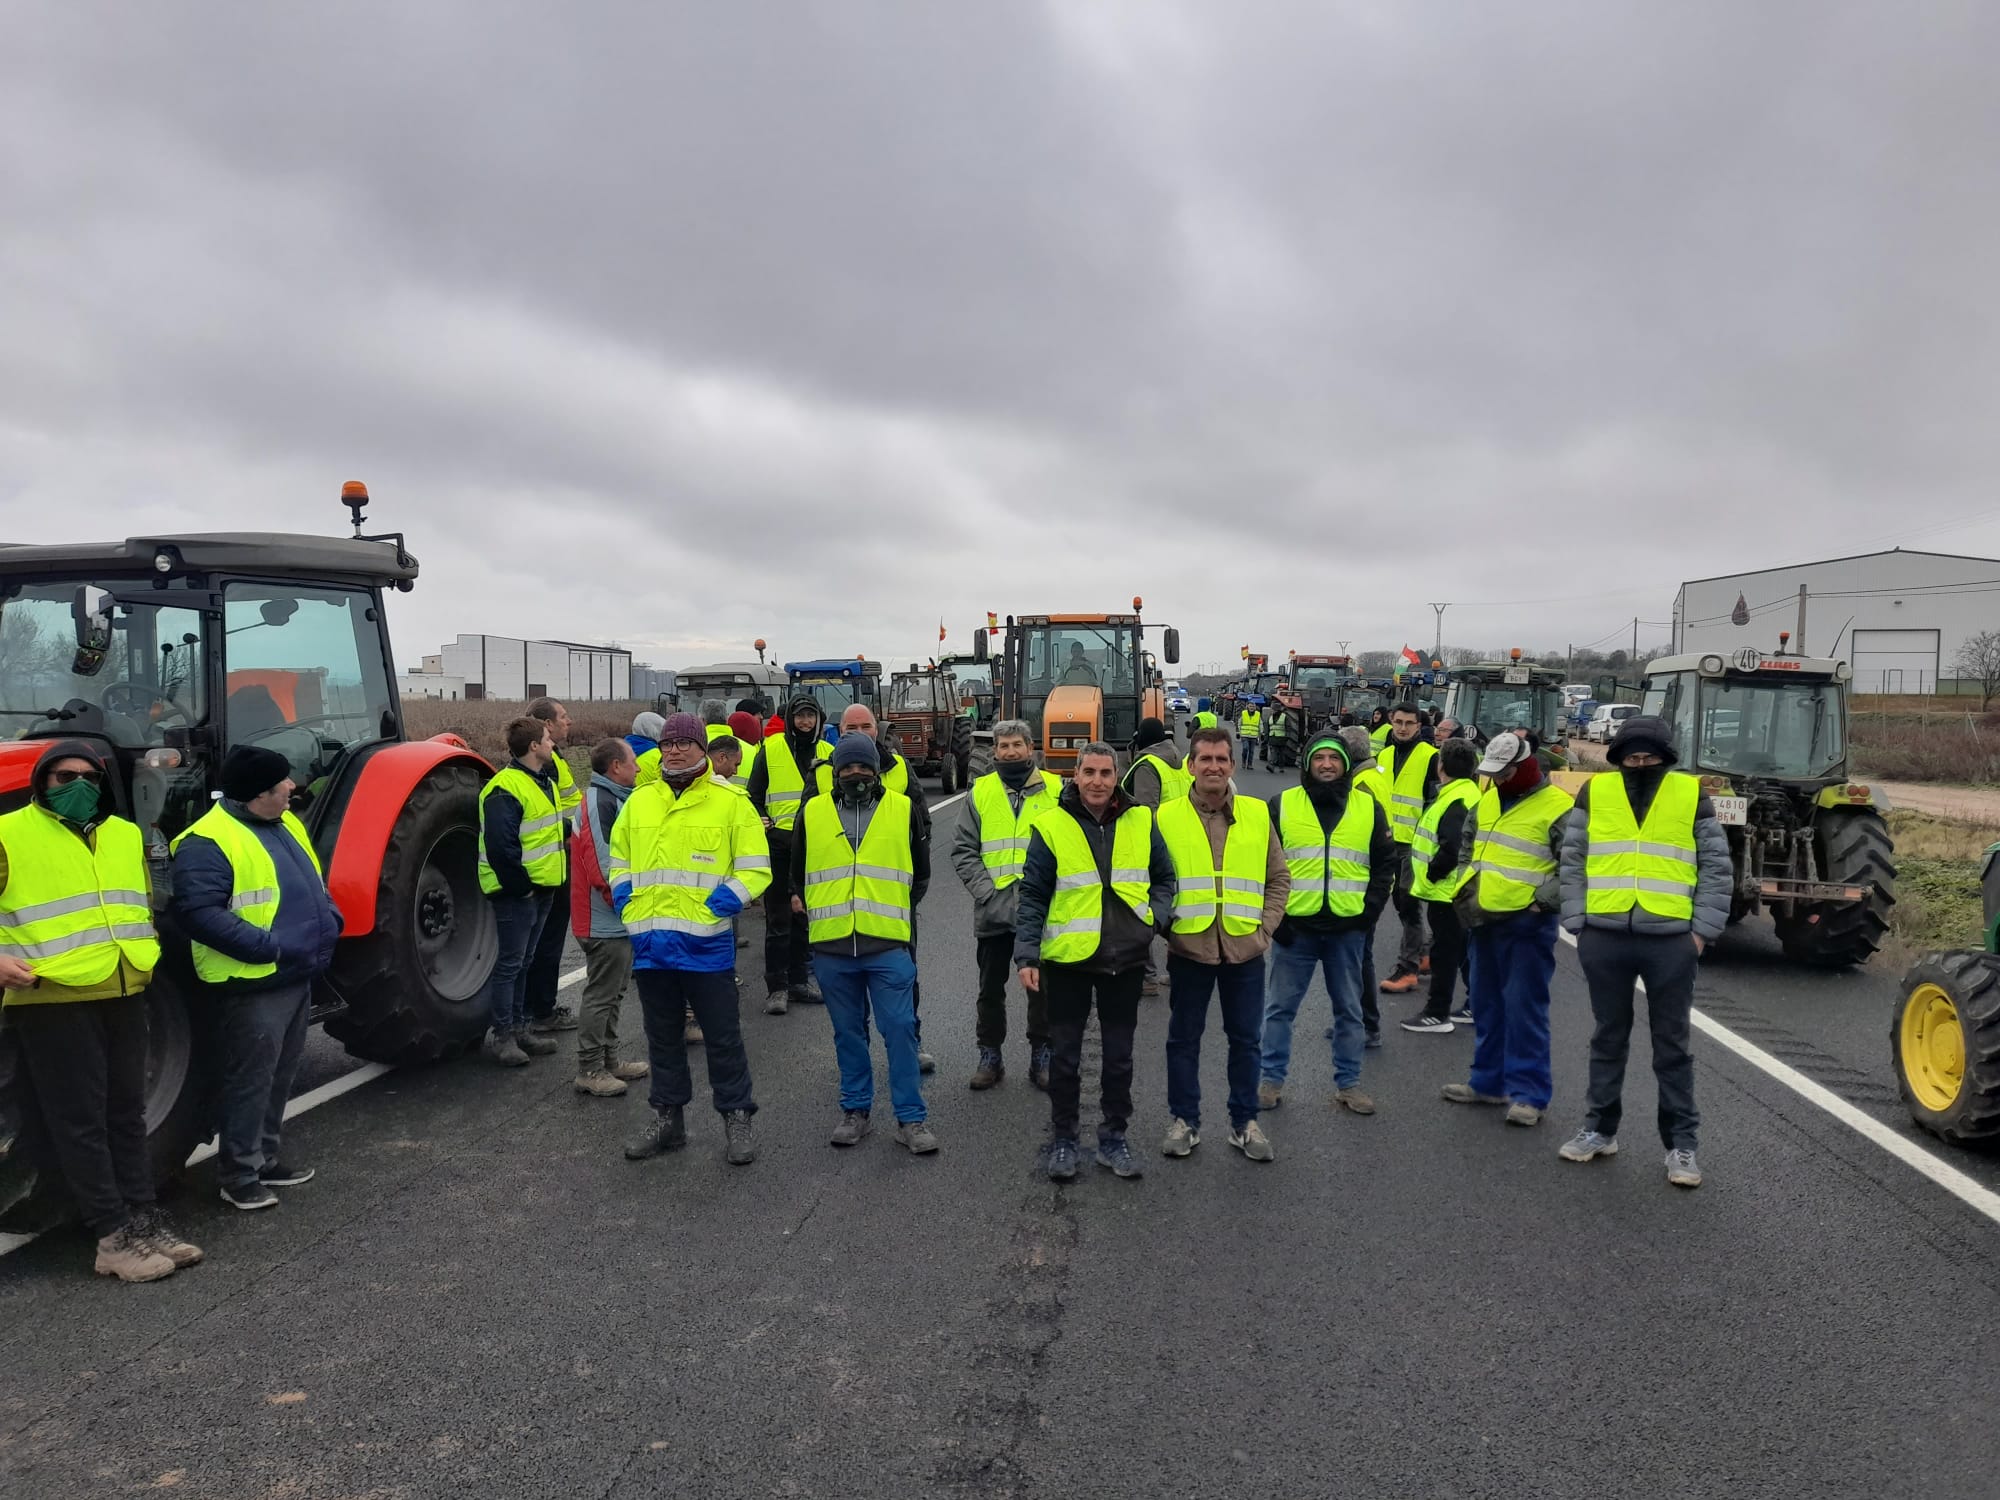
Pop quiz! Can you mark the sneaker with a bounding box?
[1441,1082,1508,1105]
[574,1069,628,1098]
[893,1120,938,1155]
[1334,1086,1376,1115]
[94,1227,176,1283]
[1047,1137,1080,1181]
[1028,1043,1052,1092]
[1161,1117,1200,1158]
[919,1050,937,1076]
[624,1107,687,1160]
[969,1047,1005,1091]
[530,1006,579,1034]
[607,1058,650,1082]
[1095,1134,1142,1179]
[219,1182,279,1211]
[830,1110,872,1147]
[1227,1119,1276,1162]
[1379,971,1420,994]
[1666,1148,1703,1188]
[683,1021,705,1046]
[514,1028,559,1057]
[724,1109,757,1165]
[1449,1008,1475,1027]
[483,1028,529,1067]
[258,1162,315,1187]
[1559,1129,1619,1162]
[1364,1030,1384,1050]
[1257,1079,1283,1111]
[130,1208,204,1268]
[1505,1101,1544,1127]
[1401,1015,1454,1035]
[764,988,790,1016]
[790,979,824,1005]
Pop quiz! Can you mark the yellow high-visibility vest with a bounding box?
[610,775,772,941]
[971,770,1063,889]
[761,736,833,831]
[1409,778,1480,901]
[1584,772,1699,921]
[1276,785,1373,918]
[1035,805,1155,962]
[1468,783,1573,914]
[1239,708,1262,740]
[1158,796,1270,936]
[552,752,581,823]
[0,805,158,990]
[1382,740,1438,846]
[801,793,915,944]
[171,804,325,982]
[478,766,566,893]
[1121,752,1191,803]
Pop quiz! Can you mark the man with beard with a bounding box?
[1257,733,1396,1114]
[747,695,833,1014]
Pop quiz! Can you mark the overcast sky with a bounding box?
[6,2,1999,677]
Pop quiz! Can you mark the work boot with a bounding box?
[1418,956,1432,976]
[484,1028,530,1067]
[684,1018,705,1046]
[894,1120,939,1155]
[607,1057,650,1082]
[1379,970,1420,995]
[1334,1086,1376,1116]
[969,1047,1005,1090]
[1028,1042,1052,1092]
[1046,1137,1080,1181]
[830,1110,872,1147]
[624,1107,687,1160]
[530,1005,579,1034]
[574,1069,628,1098]
[764,988,790,1016]
[1505,1101,1544,1127]
[1095,1133,1142,1179]
[789,978,823,1005]
[1257,1080,1283,1111]
[130,1208,204,1268]
[94,1227,175,1283]
[1228,1119,1276,1163]
[724,1110,757,1165]
[514,1028,559,1057]
[1441,1082,1508,1105]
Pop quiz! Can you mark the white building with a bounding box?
[412,634,633,701]
[401,669,468,701]
[1673,548,2000,694]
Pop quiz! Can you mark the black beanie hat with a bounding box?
[1134,717,1168,750]
[1606,715,1678,767]
[221,744,293,802]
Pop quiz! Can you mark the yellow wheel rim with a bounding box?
[1901,982,1965,1113]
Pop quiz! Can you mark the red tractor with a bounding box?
[0,484,497,1219]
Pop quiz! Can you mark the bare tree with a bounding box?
[1954,629,2000,709]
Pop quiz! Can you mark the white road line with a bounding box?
[1556,927,2000,1226]
[0,963,591,1259]
[932,790,966,812]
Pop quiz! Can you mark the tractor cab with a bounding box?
[1441,653,1566,744]
[678,660,787,720]
[973,603,1179,772]
[785,658,883,735]
[1638,648,1851,785]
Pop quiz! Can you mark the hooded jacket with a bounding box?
[950,763,1061,938]
[171,798,343,993]
[746,695,832,829]
[1011,781,1176,975]
[570,771,634,941]
[1558,765,1733,942]
[1266,737,1396,940]
[1122,740,1186,810]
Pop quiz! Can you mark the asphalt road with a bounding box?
[5,759,2000,1499]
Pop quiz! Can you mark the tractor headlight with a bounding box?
[1835,661,1852,681]
[1699,654,1724,675]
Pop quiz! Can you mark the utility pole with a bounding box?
[1631,616,1639,669]
[1567,643,1573,681]
[1796,584,1808,653]
[1428,602,1449,663]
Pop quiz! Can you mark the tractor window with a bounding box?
[0,582,207,746]
[1641,672,1699,757]
[1694,677,1845,779]
[888,676,943,713]
[222,584,399,803]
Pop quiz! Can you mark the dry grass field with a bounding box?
[402,698,654,766]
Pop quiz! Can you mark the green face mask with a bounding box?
[44,777,102,823]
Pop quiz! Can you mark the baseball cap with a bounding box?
[1476,731,1532,777]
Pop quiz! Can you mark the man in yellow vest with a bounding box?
[1013,741,1175,1181]
[1400,739,1482,1035]
[1257,731,1395,1115]
[1556,715,1730,1188]
[612,713,768,1167]
[1120,717,1188,997]
[172,745,342,1211]
[1378,703,1442,997]
[476,715,567,1066]
[0,740,193,1283]
[1442,732,1574,1127]
[1237,703,1262,768]
[523,697,582,1037]
[791,733,936,1154]
[627,710,664,786]
[1158,725,1290,1163]
[747,695,832,1014]
[952,719,1063,1090]
[1338,726,1393,1046]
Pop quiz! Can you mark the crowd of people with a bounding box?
[0,688,1724,1283]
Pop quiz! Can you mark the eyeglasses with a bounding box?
[49,769,104,786]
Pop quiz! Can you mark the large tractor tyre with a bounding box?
[937,735,957,795]
[325,762,498,1065]
[0,972,209,1230]
[1776,810,1896,969]
[1894,950,2000,1145]
[952,717,974,792]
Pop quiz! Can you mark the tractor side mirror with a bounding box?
[972,631,988,664]
[69,586,113,678]
[1164,627,1181,665]
[1591,674,1618,702]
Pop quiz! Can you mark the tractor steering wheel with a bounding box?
[1060,665,1099,687]
[101,681,191,727]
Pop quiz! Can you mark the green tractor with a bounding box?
[1895,852,2000,1145]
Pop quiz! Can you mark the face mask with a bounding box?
[836,774,877,806]
[44,777,101,823]
[996,759,1033,789]
[662,757,707,792]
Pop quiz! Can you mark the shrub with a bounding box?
[402,698,653,765]
[1851,718,2000,785]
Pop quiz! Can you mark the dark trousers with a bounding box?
[1359,925,1381,1034]
[482,889,553,1034]
[761,828,811,990]
[525,860,573,1020]
[1578,927,1701,1150]
[9,995,153,1238]
[215,981,311,1191]
[1391,846,1429,971]
[636,968,755,1116]
[975,932,1047,1050]
[1044,965,1141,1142]
[1466,912,1558,1109]
[1418,900,1469,1020]
[1165,954,1265,1132]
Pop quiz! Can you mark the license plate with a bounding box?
[1503,665,1531,685]
[1712,795,1748,827]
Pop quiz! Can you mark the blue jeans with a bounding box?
[215,981,312,1191]
[1165,954,1265,1132]
[482,889,553,1034]
[1466,911,1559,1108]
[1261,929,1366,1091]
[813,948,926,1123]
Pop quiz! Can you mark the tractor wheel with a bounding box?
[325,762,498,1064]
[1776,809,1896,969]
[1893,950,2000,1144]
[952,718,973,792]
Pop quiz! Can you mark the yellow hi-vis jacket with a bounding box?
[762,736,833,831]
[1382,740,1438,846]
[609,772,772,968]
[1277,784,1373,918]
[170,804,323,983]
[801,792,915,944]
[0,805,158,995]
[971,770,1063,890]
[1583,771,1699,921]
[1409,778,1480,901]
[1159,795,1272,936]
[1467,783,1573,914]
[1239,708,1262,740]
[1035,805,1155,962]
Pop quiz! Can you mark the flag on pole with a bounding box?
[939,619,948,644]
[1400,645,1423,666]
[986,611,999,636]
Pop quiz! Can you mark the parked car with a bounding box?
[1586,703,1640,743]
[1167,692,1191,713]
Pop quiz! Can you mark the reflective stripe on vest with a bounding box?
[1409,778,1480,902]
[478,767,566,892]
[971,771,1064,889]
[552,753,581,821]
[1277,784,1374,918]
[170,804,324,982]
[1469,783,1574,914]
[802,794,915,943]
[0,806,159,986]
[1382,740,1438,845]
[762,736,833,830]
[1120,753,1190,804]
[1158,795,1270,935]
[1035,805,1155,962]
[615,776,772,938]
[1584,771,1699,920]
[1239,709,1261,739]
